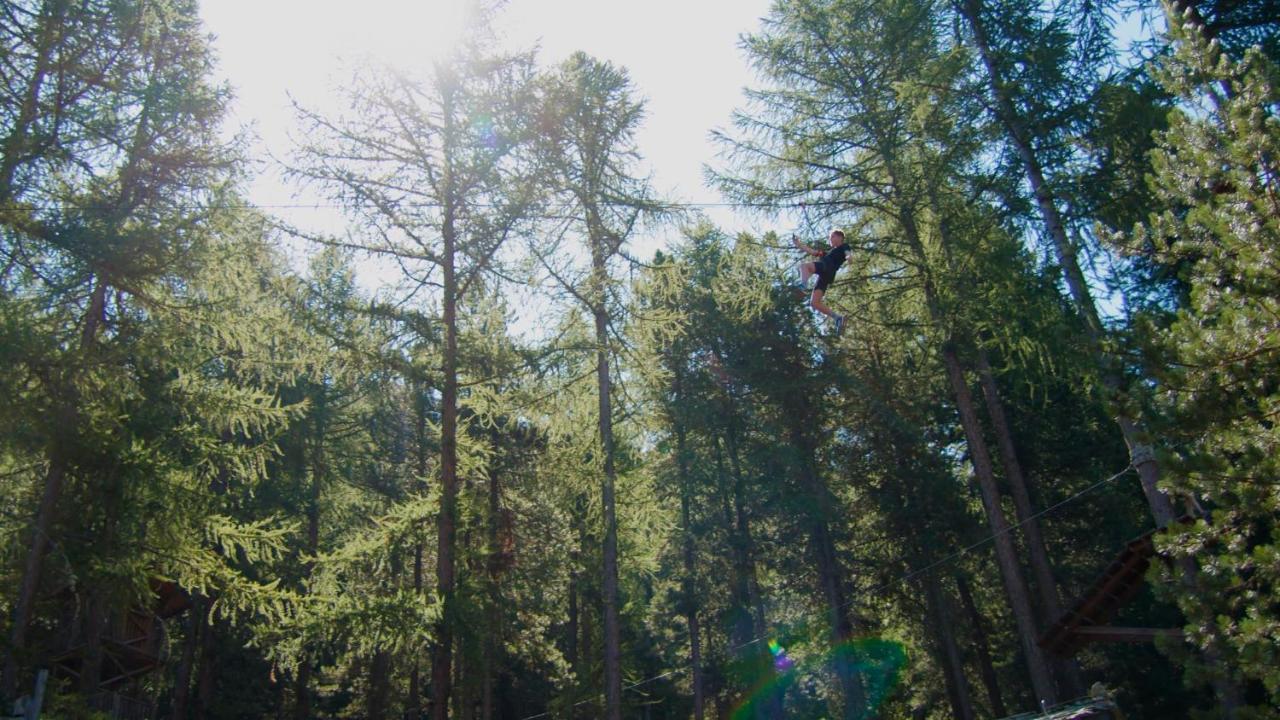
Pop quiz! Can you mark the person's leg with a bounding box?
[810,288,835,318]
[799,261,816,288]
[810,288,846,333]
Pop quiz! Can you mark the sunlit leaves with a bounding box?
[1137,12,1280,711]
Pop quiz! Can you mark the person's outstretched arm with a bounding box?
[792,235,823,257]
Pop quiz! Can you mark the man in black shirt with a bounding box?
[792,229,849,334]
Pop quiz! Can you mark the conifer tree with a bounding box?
[286,7,541,713]
[1130,9,1280,712]
[952,0,1187,529]
[534,52,666,720]
[717,0,1069,706]
[0,0,240,697]
[630,226,797,718]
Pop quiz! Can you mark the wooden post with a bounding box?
[1070,627,1184,644]
[23,668,47,720]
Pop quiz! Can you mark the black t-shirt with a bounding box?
[821,243,850,272]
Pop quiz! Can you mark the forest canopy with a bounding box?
[1,0,1277,718]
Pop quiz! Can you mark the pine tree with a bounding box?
[1131,8,1280,712]
[0,0,240,698]
[534,52,667,720]
[717,0,1069,706]
[285,8,541,713]
[953,0,1187,529]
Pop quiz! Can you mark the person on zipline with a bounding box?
[793,229,848,334]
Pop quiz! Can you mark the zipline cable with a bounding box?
[18,197,826,253]
[15,199,783,212]
[832,463,1136,617]
[516,462,1136,720]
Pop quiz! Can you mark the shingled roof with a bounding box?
[1000,696,1120,719]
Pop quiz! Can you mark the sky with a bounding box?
[198,0,780,265]
[196,1,1156,331]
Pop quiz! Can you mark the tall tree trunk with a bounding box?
[899,201,1056,704]
[409,382,430,720]
[973,349,1061,621]
[431,161,461,720]
[956,573,1008,718]
[0,0,69,203]
[973,349,1084,698]
[674,416,705,720]
[172,597,201,720]
[941,343,1058,704]
[3,278,106,697]
[928,176,1087,701]
[368,651,393,720]
[922,572,976,720]
[193,605,217,720]
[957,1,1246,710]
[589,213,624,720]
[927,198,1068,634]
[955,0,1176,528]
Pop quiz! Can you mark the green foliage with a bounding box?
[1132,10,1280,711]
[3,0,1278,717]
[1171,0,1280,63]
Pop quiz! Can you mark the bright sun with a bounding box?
[206,0,475,90]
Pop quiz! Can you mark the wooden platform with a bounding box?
[54,627,162,689]
[1039,525,1185,656]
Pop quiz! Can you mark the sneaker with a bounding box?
[833,315,845,335]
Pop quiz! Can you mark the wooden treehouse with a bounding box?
[993,519,1199,720]
[51,580,191,691]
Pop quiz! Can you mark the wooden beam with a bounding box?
[1071,626,1183,644]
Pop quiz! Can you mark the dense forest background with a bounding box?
[1,0,1278,718]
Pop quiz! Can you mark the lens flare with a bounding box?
[767,638,795,671]
[730,637,907,720]
[831,637,908,716]
[470,114,500,150]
